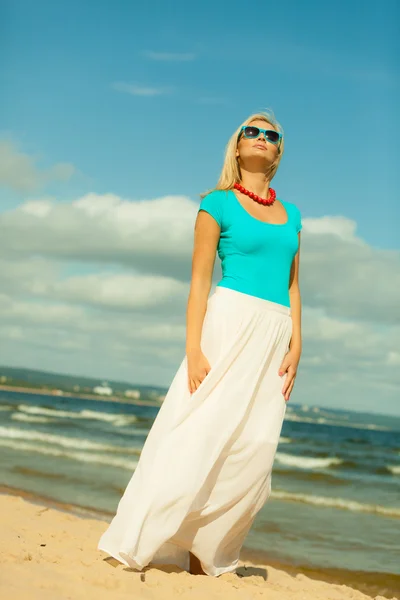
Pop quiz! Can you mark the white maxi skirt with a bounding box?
[97,286,292,577]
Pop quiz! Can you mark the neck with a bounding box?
[239,170,271,198]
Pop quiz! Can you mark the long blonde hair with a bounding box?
[201,110,284,198]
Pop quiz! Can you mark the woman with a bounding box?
[98,110,302,578]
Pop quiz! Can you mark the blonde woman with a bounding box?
[98,110,302,578]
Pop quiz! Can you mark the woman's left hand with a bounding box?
[279,349,301,402]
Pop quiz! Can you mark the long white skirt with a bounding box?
[97,286,292,577]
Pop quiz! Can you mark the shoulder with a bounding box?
[198,189,228,227]
[200,189,228,202]
[280,199,302,232]
[280,198,300,213]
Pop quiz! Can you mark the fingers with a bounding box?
[278,357,289,377]
[284,378,295,402]
[188,379,202,395]
[282,368,296,401]
[188,370,210,395]
[282,372,294,394]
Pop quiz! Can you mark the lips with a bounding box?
[254,143,267,150]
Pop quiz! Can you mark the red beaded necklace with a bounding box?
[234,182,276,206]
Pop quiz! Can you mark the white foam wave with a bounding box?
[17,404,138,426]
[279,436,292,444]
[284,413,390,431]
[116,427,151,437]
[271,489,400,519]
[275,452,342,470]
[0,438,137,470]
[387,465,400,475]
[0,425,142,455]
[11,413,54,424]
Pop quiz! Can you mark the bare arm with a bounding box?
[288,234,302,355]
[186,210,220,354]
[280,233,302,402]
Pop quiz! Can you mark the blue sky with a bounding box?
[2,0,399,246]
[0,0,399,415]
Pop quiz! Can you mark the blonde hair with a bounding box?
[201,109,284,198]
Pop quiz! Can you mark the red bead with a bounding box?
[233,182,276,206]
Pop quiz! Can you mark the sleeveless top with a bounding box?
[197,189,302,307]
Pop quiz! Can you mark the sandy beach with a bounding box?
[0,488,398,600]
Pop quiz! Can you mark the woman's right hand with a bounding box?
[186,348,212,395]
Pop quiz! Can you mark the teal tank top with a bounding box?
[198,189,302,307]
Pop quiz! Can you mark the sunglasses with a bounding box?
[239,126,282,145]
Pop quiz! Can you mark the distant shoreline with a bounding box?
[0,384,162,407]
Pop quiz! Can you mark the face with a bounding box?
[236,119,280,166]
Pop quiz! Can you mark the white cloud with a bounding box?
[0,192,399,413]
[387,352,400,366]
[300,217,400,324]
[0,286,398,413]
[1,194,399,324]
[0,293,85,325]
[302,215,357,239]
[0,140,75,192]
[46,273,188,311]
[0,193,195,280]
[142,51,196,62]
[112,81,173,97]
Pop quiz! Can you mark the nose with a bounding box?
[257,131,266,141]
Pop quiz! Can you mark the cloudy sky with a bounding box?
[1,0,399,416]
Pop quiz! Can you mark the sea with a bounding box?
[1,388,399,586]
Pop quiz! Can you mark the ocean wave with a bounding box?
[17,404,138,427]
[272,467,347,485]
[11,413,55,424]
[0,438,138,470]
[271,489,400,519]
[275,452,343,470]
[0,425,143,455]
[279,436,292,444]
[284,413,391,431]
[345,437,369,445]
[114,427,151,437]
